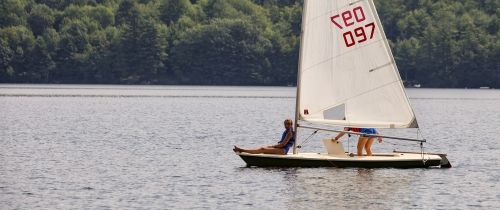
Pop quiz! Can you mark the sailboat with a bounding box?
[235,0,451,168]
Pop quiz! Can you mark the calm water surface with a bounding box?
[1,85,499,209]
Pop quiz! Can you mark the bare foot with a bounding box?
[233,145,243,153]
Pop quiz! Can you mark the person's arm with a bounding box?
[273,129,293,148]
[376,131,383,143]
[333,127,348,141]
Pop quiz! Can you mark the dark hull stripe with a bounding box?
[238,155,442,168]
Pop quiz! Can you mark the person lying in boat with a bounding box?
[333,127,382,156]
[233,119,295,155]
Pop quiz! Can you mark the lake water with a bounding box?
[1,85,499,209]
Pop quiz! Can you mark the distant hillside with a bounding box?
[1,0,498,88]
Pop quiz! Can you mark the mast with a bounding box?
[293,0,309,154]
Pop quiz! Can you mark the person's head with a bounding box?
[284,119,293,128]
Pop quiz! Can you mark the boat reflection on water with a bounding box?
[276,168,417,208]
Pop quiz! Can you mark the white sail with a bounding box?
[297,0,417,128]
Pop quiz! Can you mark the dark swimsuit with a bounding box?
[278,128,295,154]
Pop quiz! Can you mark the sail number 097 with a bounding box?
[330,6,376,48]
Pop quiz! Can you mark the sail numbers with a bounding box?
[330,6,376,48]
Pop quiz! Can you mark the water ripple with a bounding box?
[0,86,499,209]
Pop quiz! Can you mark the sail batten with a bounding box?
[298,0,417,129]
[309,80,405,116]
[301,38,386,74]
[305,119,414,129]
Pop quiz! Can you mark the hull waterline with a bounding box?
[236,152,449,168]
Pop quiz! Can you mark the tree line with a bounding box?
[0,0,498,88]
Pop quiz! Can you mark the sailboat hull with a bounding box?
[236,152,447,168]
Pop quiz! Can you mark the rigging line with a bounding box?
[299,125,426,142]
[417,128,431,145]
[347,135,351,153]
[297,130,318,149]
[417,128,422,140]
[416,128,438,147]
[420,141,429,165]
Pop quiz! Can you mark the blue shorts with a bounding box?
[360,128,377,137]
[282,145,292,154]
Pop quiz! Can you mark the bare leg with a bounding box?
[364,138,375,156]
[234,145,285,155]
[234,145,272,151]
[357,137,368,156]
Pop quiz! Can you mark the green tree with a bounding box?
[0,37,15,82]
[159,0,192,25]
[24,37,56,82]
[53,18,94,82]
[113,1,168,83]
[0,26,35,82]
[0,0,497,87]
[0,0,28,27]
[28,4,56,36]
[171,18,271,85]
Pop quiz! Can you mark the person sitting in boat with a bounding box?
[233,119,295,155]
[333,127,382,156]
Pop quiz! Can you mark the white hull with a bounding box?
[235,140,451,168]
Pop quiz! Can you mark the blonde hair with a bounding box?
[284,119,293,125]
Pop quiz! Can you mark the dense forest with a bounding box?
[0,0,498,88]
